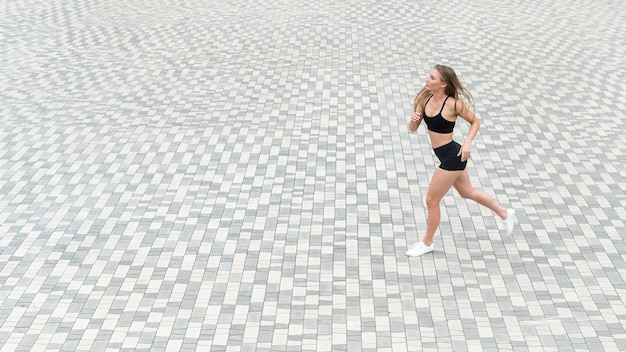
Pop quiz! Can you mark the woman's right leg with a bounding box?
[453,169,515,234]
[452,169,507,219]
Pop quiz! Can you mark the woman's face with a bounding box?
[425,69,445,91]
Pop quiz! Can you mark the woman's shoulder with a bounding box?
[443,96,465,118]
[445,96,465,111]
[445,95,458,104]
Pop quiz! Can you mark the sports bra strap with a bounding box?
[423,95,450,115]
[424,95,433,108]
[438,96,450,114]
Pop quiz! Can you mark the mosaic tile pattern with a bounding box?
[1,0,625,351]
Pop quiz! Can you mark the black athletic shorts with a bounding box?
[433,141,467,171]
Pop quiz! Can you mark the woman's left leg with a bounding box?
[406,167,461,257]
[422,167,463,245]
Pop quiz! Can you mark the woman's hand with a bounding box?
[408,111,422,132]
[458,143,471,162]
[411,111,422,124]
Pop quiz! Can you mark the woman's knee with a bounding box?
[456,187,474,200]
[425,194,441,208]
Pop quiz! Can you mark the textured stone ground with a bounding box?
[1,0,625,351]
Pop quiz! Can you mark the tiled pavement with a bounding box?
[1,0,626,351]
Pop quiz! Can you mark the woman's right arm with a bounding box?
[408,95,424,132]
[408,110,422,132]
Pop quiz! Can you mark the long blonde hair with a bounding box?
[412,65,475,113]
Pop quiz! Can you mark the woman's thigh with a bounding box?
[427,167,463,202]
[452,170,474,198]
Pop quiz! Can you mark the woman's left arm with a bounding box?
[455,100,480,162]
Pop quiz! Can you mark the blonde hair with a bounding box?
[413,64,475,113]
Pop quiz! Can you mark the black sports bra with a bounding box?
[423,95,455,134]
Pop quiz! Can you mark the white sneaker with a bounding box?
[406,241,434,257]
[504,209,515,235]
